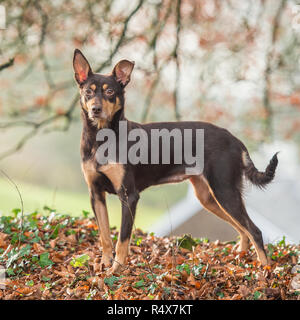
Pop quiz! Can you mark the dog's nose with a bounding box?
[91,105,101,113]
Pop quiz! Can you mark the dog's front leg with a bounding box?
[90,191,113,268]
[109,190,139,274]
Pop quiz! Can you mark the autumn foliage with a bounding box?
[0,210,299,300]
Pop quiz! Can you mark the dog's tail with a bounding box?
[242,151,279,188]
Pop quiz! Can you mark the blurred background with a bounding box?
[0,0,299,234]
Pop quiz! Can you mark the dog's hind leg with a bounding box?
[201,173,268,266]
[190,176,249,251]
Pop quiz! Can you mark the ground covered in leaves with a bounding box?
[0,209,299,300]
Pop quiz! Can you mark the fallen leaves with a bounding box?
[0,212,299,300]
[290,275,300,290]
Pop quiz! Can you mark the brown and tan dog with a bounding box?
[73,49,278,273]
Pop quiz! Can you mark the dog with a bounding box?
[73,49,278,273]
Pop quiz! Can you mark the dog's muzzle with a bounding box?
[90,105,102,119]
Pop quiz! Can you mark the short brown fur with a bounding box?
[73,49,278,273]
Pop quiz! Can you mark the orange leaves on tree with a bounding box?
[34,96,47,107]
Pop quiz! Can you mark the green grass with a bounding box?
[0,178,188,231]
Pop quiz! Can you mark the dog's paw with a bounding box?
[100,255,113,269]
[257,255,270,267]
[266,256,274,266]
[107,262,122,275]
[233,239,249,253]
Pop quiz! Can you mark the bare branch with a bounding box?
[141,71,161,122]
[173,0,182,121]
[0,0,146,160]
[262,0,286,141]
[0,58,14,72]
[0,169,24,247]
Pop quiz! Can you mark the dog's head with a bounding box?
[73,49,134,128]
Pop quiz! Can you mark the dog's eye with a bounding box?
[105,88,114,96]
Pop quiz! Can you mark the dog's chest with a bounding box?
[81,160,125,193]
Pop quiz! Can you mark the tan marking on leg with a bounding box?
[190,176,249,251]
[199,175,268,265]
[237,233,250,252]
[93,193,113,267]
[81,160,98,190]
[99,163,125,192]
[109,238,130,274]
[82,160,103,190]
[82,162,113,267]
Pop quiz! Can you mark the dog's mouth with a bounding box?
[90,113,101,120]
[89,111,108,122]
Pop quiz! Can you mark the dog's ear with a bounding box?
[112,60,135,87]
[73,49,93,85]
